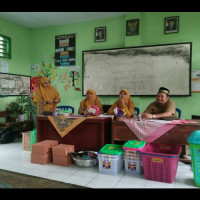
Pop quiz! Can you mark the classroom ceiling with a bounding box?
[0,12,130,29]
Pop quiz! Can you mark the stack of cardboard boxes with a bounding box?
[52,144,75,166]
[31,140,58,164]
[31,140,75,166]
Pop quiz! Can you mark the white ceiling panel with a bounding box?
[0,12,130,29]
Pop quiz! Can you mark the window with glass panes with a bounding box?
[0,34,11,59]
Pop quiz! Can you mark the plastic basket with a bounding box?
[30,129,37,152]
[188,144,200,187]
[187,130,200,187]
[141,143,182,183]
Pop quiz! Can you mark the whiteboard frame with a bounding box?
[82,42,192,96]
[0,73,31,96]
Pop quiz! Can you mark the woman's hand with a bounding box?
[46,99,53,104]
[53,98,60,103]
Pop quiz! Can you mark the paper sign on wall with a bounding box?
[1,60,9,73]
[55,34,75,67]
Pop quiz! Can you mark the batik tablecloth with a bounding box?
[47,115,94,138]
[121,118,176,143]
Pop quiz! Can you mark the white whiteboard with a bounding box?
[83,43,191,96]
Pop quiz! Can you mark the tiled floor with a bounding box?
[0,138,198,189]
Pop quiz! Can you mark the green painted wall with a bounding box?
[0,18,30,111]
[1,12,200,119]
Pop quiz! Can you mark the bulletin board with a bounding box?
[82,42,192,96]
[0,73,31,96]
[55,34,75,66]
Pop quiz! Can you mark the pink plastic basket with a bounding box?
[140,143,182,183]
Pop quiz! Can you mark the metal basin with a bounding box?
[70,151,98,168]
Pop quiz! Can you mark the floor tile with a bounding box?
[144,180,175,188]
[86,177,118,188]
[115,173,147,188]
[63,174,94,187]
[0,137,199,188]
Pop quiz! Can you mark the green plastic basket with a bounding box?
[30,128,37,152]
[187,130,200,187]
[99,144,123,155]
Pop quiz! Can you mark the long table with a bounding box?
[36,116,112,151]
[111,120,200,145]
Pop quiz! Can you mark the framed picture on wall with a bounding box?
[95,27,106,42]
[164,16,179,34]
[126,19,139,36]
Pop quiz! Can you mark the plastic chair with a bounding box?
[176,108,181,118]
[56,106,75,114]
[134,107,140,115]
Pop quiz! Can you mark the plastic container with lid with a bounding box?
[123,140,146,151]
[123,140,146,175]
[99,144,123,155]
[123,140,146,161]
[124,157,143,175]
[98,144,123,175]
[97,153,123,175]
[187,130,200,187]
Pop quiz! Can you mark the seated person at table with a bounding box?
[78,89,103,115]
[142,87,176,119]
[33,77,61,113]
[107,89,134,117]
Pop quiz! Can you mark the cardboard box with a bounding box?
[52,144,75,157]
[53,155,72,166]
[31,152,52,165]
[21,131,31,151]
[32,140,58,155]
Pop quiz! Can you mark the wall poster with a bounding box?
[0,73,30,96]
[191,70,200,93]
[55,34,75,67]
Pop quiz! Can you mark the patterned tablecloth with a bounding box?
[47,115,95,138]
[121,118,176,143]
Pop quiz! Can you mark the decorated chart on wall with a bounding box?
[57,66,81,92]
[0,73,30,96]
[55,34,75,66]
[191,70,200,93]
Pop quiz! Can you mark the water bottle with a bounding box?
[138,113,142,121]
[54,108,59,116]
